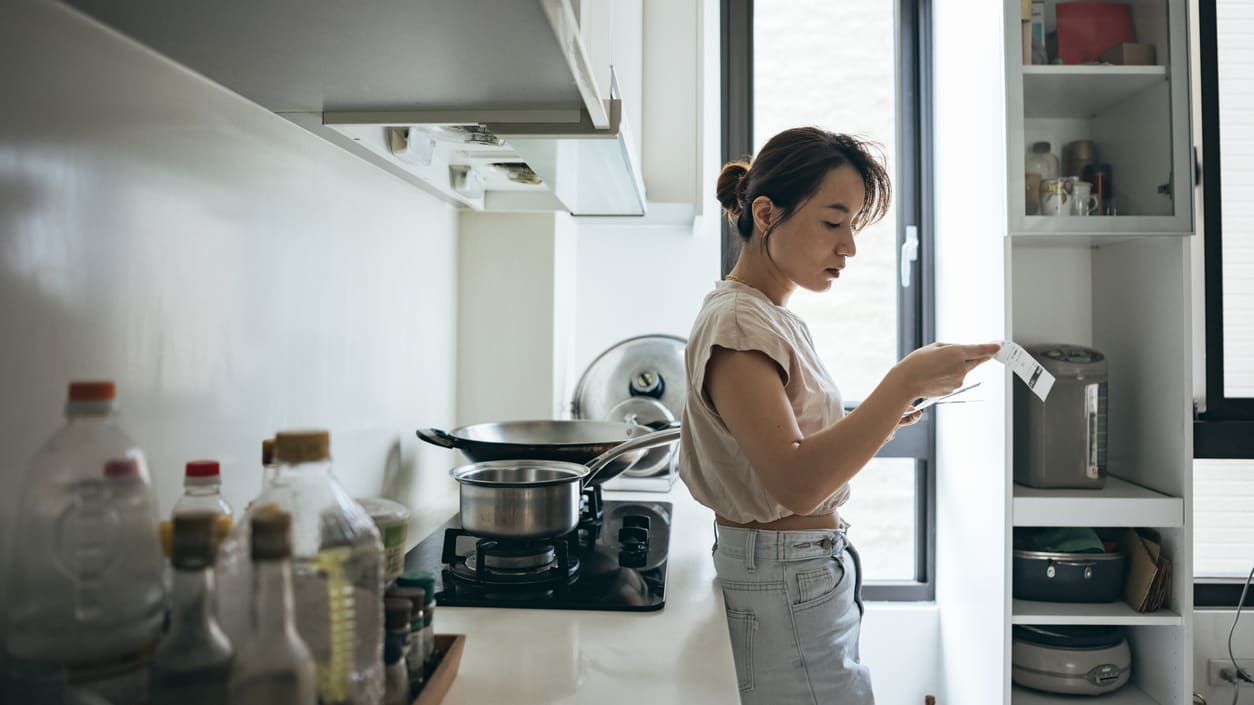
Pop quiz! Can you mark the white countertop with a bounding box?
[428,485,740,705]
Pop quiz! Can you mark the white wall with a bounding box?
[1195,609,1254,704]
[931,0,1011,703]
[0,0,459,580]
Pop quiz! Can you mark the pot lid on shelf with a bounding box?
[572,334,687,422]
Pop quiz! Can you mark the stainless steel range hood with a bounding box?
[323,97,645,216]
[61,0,648,215]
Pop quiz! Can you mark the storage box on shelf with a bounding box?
[1008,0,1192,236]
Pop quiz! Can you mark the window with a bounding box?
[722,0,933,599]
[1194,0,1254,605]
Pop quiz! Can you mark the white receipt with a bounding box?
[994,341,1055,401]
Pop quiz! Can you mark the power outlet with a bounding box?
[1208,658,1254,685]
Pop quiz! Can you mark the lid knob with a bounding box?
[629,370,664,398]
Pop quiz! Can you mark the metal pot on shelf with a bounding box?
[447,427,682,539]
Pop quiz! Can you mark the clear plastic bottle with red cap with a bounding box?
[4,381,166,705]
[175,460,234,543]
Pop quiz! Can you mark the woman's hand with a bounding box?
[892,342,1001,400]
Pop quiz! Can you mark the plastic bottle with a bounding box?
[217,439,279,640]
[5,381,166,705]
[162,460,235,557]
[229,430,385,705]
[149,513,234,705]
[228,510,317,705]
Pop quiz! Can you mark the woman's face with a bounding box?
[758,164,866,294]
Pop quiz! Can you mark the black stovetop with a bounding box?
[402,498,672,612]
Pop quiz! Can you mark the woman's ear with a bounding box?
[751,196,774,234]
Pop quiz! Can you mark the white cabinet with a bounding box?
[1002,2,1194,703]
[62,0,648,215]
[1008,0,1193,237]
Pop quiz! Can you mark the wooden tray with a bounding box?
[412,634,467,705]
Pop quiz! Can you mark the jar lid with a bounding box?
[397,571,437,603]
[572,334,687,422]
[68,381,116,402]
[1031,141,1052,153]
[170,512,218,569]
[274,430,331,464]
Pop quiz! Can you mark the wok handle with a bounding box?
[416,427,461,450]
[584,427,683,485]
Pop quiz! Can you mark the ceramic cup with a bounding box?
[1039,177,1075,216]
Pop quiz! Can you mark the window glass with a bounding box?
[754,0,913,582]
[1216,0,1254,397]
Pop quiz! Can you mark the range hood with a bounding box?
[324,97,645,216]
[62,0,647,215]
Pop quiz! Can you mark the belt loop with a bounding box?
[745,530,757,573]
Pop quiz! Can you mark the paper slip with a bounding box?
[902,382,982,416]
[994,341,1055,401]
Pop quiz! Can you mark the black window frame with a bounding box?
[720,0,935,601]
[1193,0,1254,608]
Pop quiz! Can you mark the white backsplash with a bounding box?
[0,0,459,542]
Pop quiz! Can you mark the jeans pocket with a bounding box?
[725,607,757,693]
[793,557,847,610]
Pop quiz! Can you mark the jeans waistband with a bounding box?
[713,524,848,563]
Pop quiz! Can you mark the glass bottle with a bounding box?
[248,430,384,705]
[228,510,317,705]
[398,572,438,677]
[217,438,278,641]
[6,381,165,705]
[150,513,234,705]
[1026,141,1060,179]
[382,598,412,705]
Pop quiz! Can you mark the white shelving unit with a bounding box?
[1012,600,1183,625]
[1012,684,1160,704]
[1013,476,1185,527]
[1002,1,1194,703]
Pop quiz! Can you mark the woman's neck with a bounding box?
[727,248,793,306]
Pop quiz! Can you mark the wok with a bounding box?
[416,420,657,485]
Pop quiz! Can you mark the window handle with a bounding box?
[900,225,920,288]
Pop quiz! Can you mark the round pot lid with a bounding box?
[572,334,687,421]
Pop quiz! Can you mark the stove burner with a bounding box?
[405,499,672,612]
[473,543,557,573]
[442,531,580,587]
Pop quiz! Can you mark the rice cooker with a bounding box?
[1012,625,1131,696]
[1013,344,1108,489]
[572,334,686,491]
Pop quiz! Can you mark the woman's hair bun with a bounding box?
[716,161,751,215]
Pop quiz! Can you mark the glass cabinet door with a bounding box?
[1006,0,1193,237]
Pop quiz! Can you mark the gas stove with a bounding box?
[403,487,671,612]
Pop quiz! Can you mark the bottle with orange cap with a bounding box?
[4,380,166,705]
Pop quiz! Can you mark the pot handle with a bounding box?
[416,427,461,450]
[584,427,683,485]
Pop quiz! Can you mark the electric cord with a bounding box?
[1228,564,1254,705]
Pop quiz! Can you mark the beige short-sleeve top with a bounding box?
[679,280,850,523]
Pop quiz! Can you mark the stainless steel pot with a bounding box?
[417,420,654,486]
[449,427,681,538]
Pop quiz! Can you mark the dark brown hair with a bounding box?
[716,127,892,241]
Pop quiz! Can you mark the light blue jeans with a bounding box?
[713,524,874,705]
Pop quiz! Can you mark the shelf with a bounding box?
[1012,599,1182,626]
[1012,683,1157,704]
[1022,65,1168,118]
[1013,476,1184,527]
[1008,228,1192,247]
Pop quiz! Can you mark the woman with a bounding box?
[679,126,999,704]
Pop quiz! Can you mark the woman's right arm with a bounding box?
[706,342,1000,515]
